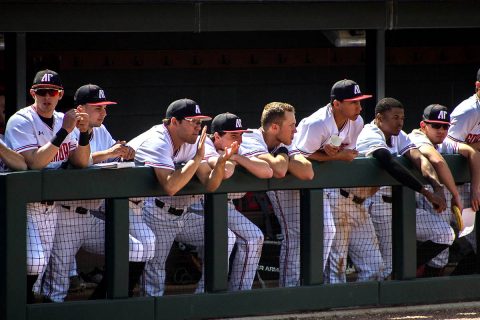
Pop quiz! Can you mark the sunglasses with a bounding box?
[425,122,450,130]
[34,88,62,97]
[183,118,203,126]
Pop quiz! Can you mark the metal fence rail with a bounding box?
[1,155,478,320]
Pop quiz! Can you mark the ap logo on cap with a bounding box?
[98,89,106,99]
[354,85,361,95]
[195,105,201,114]
[236,119,242,128]
[41,73,53,82]
[437,110,447,120]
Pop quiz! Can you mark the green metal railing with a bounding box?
[1,155,478,320]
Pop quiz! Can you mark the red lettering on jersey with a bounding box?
[465,134,480,144]
[52,143,70,162]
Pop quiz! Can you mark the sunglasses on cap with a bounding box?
[425,121,450,130]
[34,88,62,97]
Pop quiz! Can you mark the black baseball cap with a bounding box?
[74,84,117,106]
[211,113,252,133]
[330,79,372,102]
[32,69,63,89]
[422,104,450,124]
[165,98,211,120]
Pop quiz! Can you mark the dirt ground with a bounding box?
[224,302,480,320]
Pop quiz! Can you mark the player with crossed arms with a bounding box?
[408,104,480,277]
[294,79,384,283]
[241,102,313,287]
[128,98,238,296]
[202,112,272,290]
[5,69,90,302]
[356,97,449,279]
[42,84,156,302]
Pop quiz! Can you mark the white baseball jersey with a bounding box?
[5,106,77,169]
[72,125,117,164]
[128,124,204,207]
[356,121,417,197]
[408,129,459,155]
[241,128,297,157]
[448,95,480,144]
[294,103,363,156]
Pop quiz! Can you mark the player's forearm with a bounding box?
[418,157,443,191]
[69,145,91,168]
[428,158,459,198]
[91,150,115,164]
[232,154,273,179]
[259,154,289,178]
[205,159,227,192]
[468,151,480,195]
[161,159,201,196]
[288,155,314,180]
[0,144,27,171]
[308,150,338,162]
[25,143,62,169]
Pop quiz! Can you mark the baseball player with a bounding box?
[408,104,480,276]
[240,102,314,287]
[202,112,272,290]
[128,98,238,296]
[4,69,90,303]
[41,84,156,302]
[446,67,480,274]
[356,97,450,279]
[294,79,384,283]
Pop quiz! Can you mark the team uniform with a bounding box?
[5,106,77,288]
[357,122,455,278]
[408,129,458,269]
[129,124,236,296]
[240,128,315,287]
[41,125,156,302]
[202,137,264,291]
[448,94,480,253]
[294,104,382,283]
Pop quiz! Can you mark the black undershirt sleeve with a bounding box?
[371,148,423,193]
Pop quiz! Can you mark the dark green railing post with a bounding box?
[391,186,416,280]
[105,198,129,299]
[300,189,324,285]
[204,193,229,292]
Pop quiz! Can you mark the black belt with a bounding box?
[339,189,365,205]
[382,195,392,203]
[40,201,54,206]
[155,199,184,216]
[61,205,89,215]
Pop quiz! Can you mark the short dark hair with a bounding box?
[375,97,404,116]
[260,102,295,129]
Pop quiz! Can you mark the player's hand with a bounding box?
[323,144,339,157]
[470,188,480,212]
[62,109,79,133]
[424,189,447,213]
[335,149,359,162]
[220,141,239,163]
[451,194,464,215]
[109,141,135,160]
[75,106,90,133]
[195,126,207,161]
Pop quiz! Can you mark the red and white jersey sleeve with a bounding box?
[294,104,363,156]
[241,128,296,157]
[356,121,416,156]
[129,124,198,171]
[5,106,77,169]
[408,129,458,155]
[73,125,117,164]
[204,137,220,161]
[448,95,480,144]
